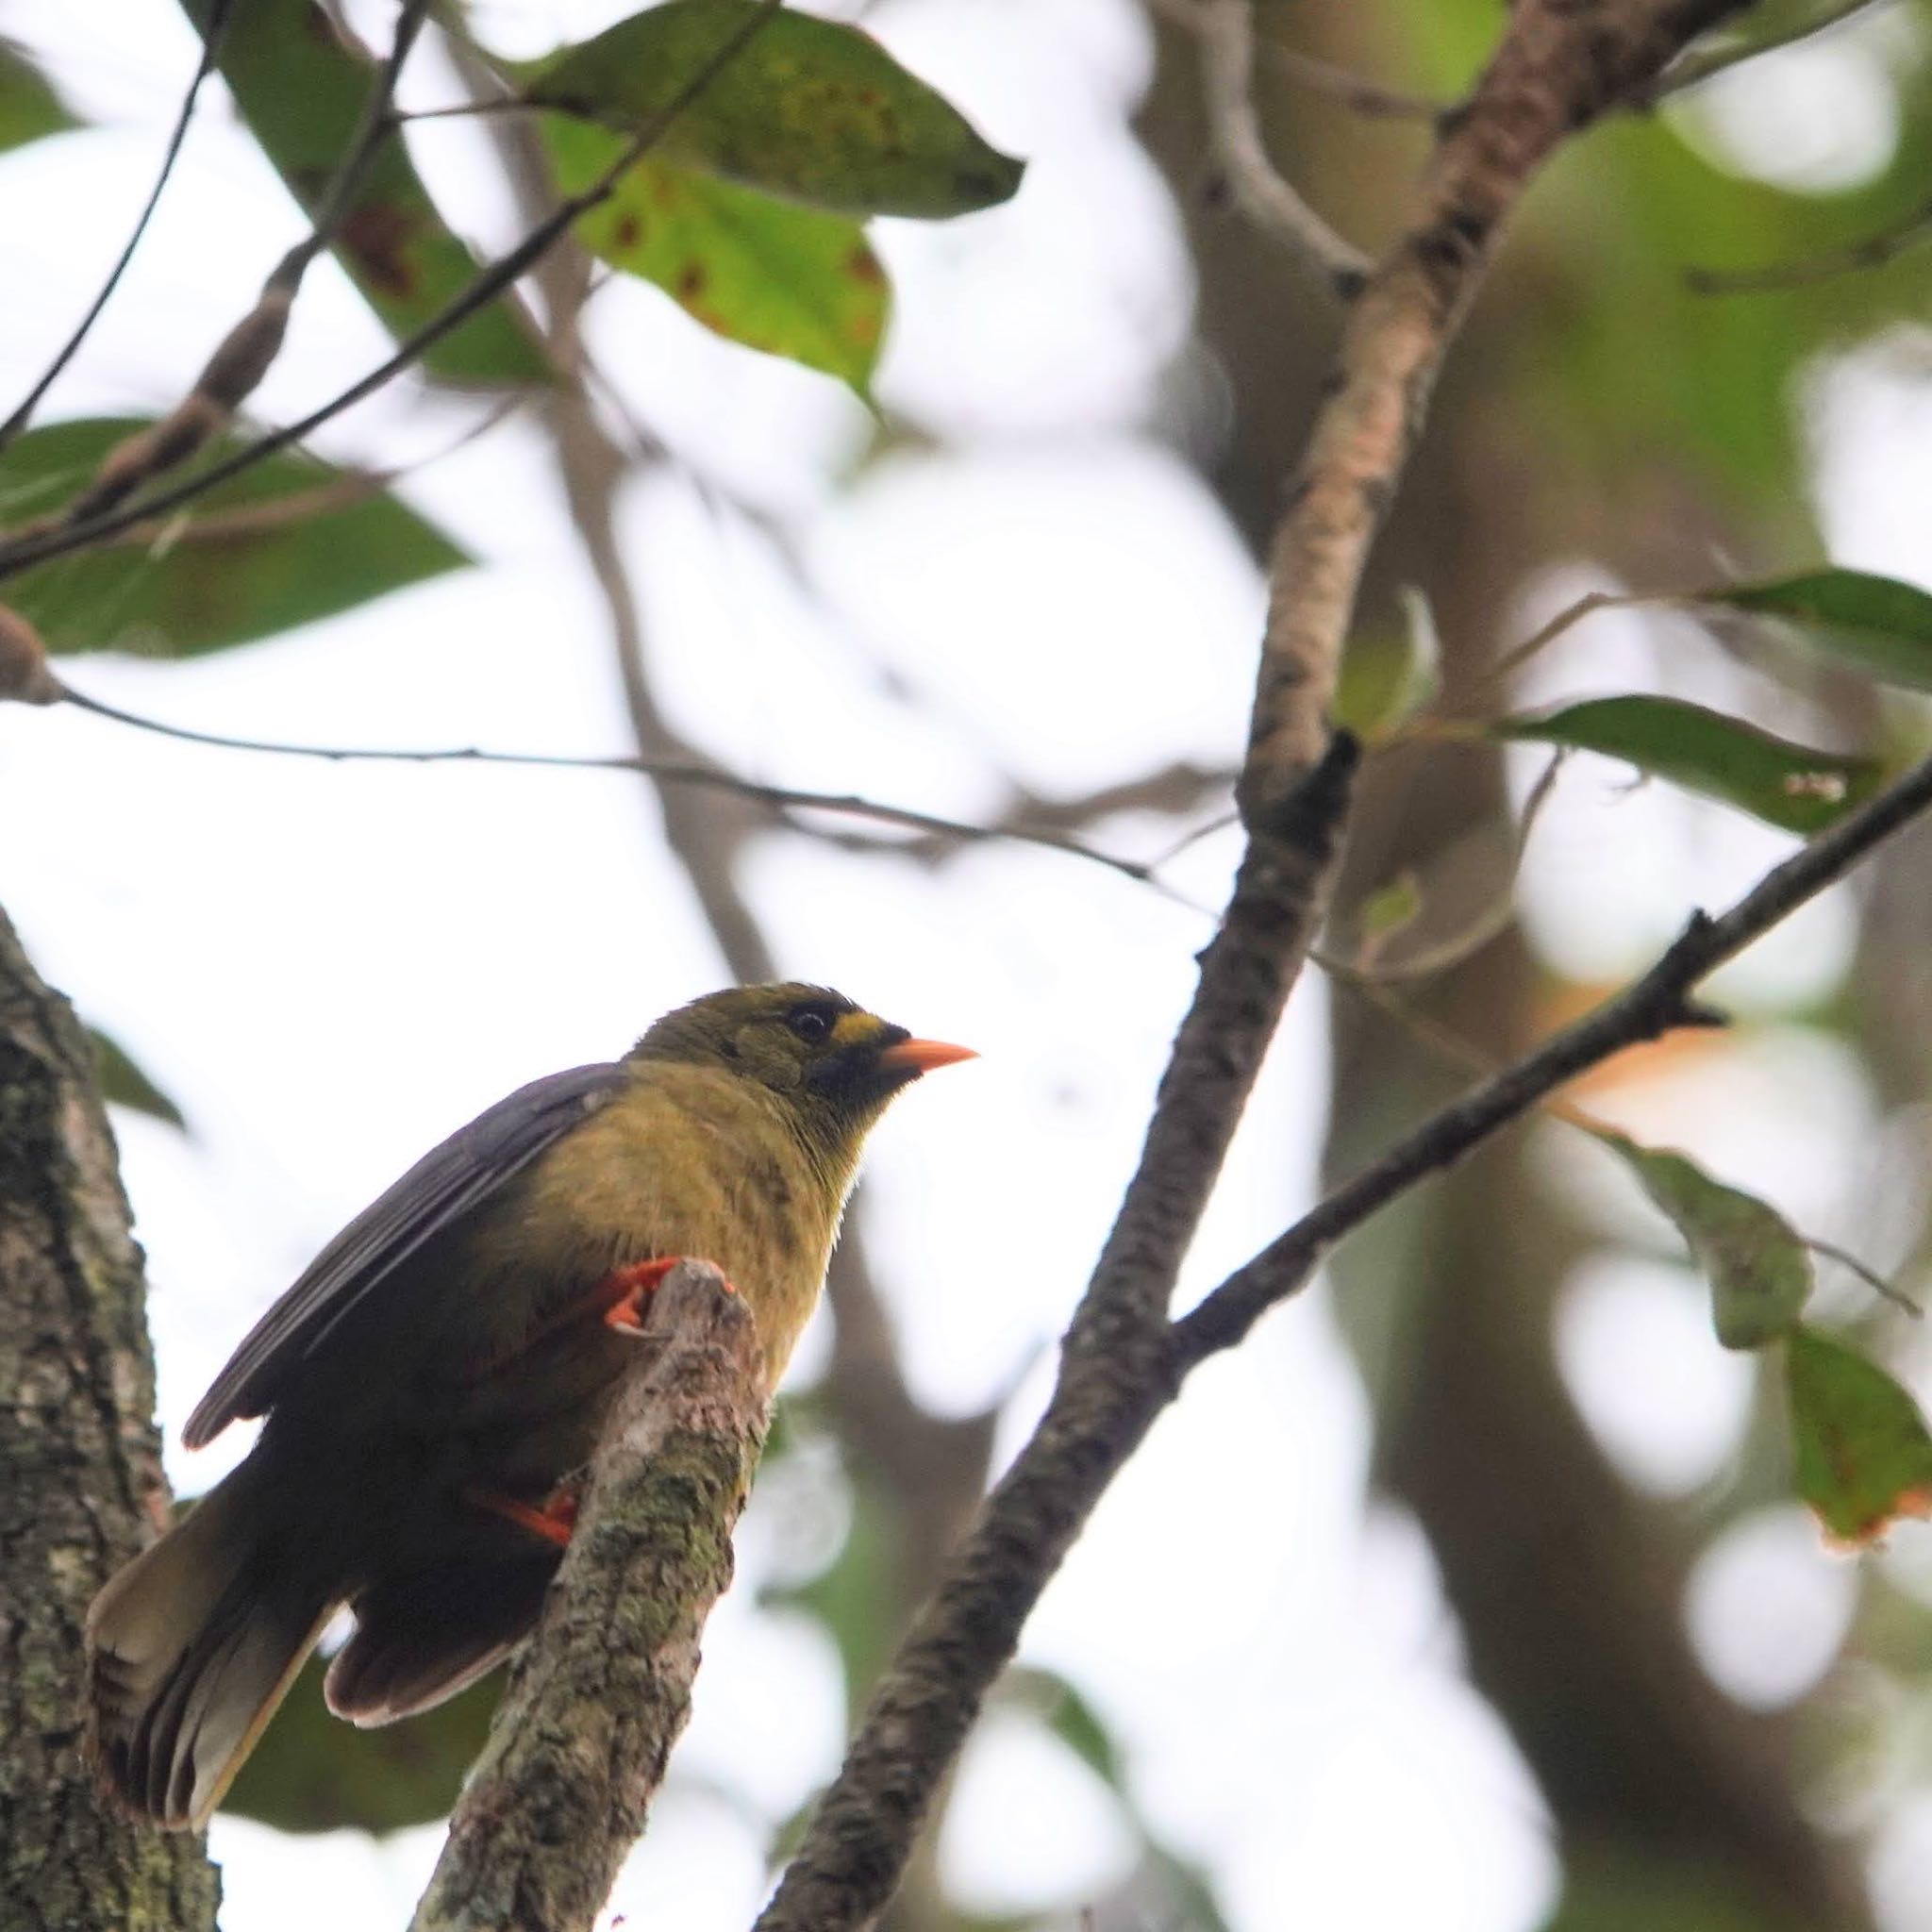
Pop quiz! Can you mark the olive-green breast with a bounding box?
[466,1058,848,1391]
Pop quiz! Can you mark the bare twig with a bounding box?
[0,1,238,455]
[1175,732,1932,1363]
[1805,1237,1921,1317]
[758,8,1751,1930]
[49,682,1163,887]
[407,1263,768,1932]
[0,0,786,584]
[39,0,432,537]
[1181,0,1373,289]
[1686,198,1932,293]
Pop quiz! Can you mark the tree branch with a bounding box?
[1176,730,1932,1364]
[47,682,1164,890]
[408,1262,766,1932]
[1157,0,1372,289]
[757,7,1751,1928]
[0,0,237,454]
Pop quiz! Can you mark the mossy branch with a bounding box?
[408,1261,769,1932]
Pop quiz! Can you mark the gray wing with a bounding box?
[182,1063,629,1449]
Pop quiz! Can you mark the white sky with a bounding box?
[5,1,1932,1927]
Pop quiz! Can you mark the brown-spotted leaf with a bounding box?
[177,0,546,385]
[545,115,886,393]
[0,417,467,657]
[525,0,1024,220]
[1788,1327,1932,1549]
[1494,695,1881,835]
[1593,1130,1810,1349]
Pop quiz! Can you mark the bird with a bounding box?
[85,982,974,1831]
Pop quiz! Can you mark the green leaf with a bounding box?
[89,1027,185,1129]
[176,0,546,386]
[1697,569,1932,695]
[1335,590,1441,741]
[0,417,468,658]
[1787,1326,1932,1548]
[0,38,78,154]
[1494,694,1882,834]
[525,0,1024,220]
[224,1656,498,1833]
[1357,871,1424,961]
[1592,1130,1810,1349]
[543,116,886,392]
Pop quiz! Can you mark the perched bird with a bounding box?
[86,982,973,1831]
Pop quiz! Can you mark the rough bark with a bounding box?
[0,905,221,1932]
[408,1261,768,1932]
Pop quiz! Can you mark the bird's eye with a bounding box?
[789,1008,831,1043]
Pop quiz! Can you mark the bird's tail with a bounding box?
[85,1458,335,1830]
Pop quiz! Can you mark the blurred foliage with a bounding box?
[89,1025,186,1129]
[0,37,76,154]
[224,1657,500,1834]
[0,416,467,656]
[1718,568,1932,692]
[176,0,547,385]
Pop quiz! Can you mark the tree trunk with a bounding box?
[0,904,220,1932]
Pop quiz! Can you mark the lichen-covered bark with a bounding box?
[408,1260,768,1932]
[0,905,220,1931]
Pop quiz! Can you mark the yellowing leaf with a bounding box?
[1787,1327,1932,1549]
[1494,695,1881,835]
[1593,1130,1809,1349]
[545,117,886,393]
[525,0,1024,220]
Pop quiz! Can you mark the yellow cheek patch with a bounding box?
[830,1010,887,1049]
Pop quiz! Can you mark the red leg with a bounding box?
[462,1480,579,1549]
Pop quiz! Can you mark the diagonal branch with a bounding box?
[407,1263,767,1932]
[757,5,1751,1928]
[0,0,238,454]
[1175,730,1932,1365]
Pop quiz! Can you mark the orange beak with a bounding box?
[878,1037,978,1074]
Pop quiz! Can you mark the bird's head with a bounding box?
[628,983,975,1146]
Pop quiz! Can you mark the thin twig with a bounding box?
[1190,0,1372,290]
[0,0,237,454]
[1805,1237,1922,1317]
[37,0,433,538]
[50,683,1163,887]
[1174,733,1932,1364]
[1686,198,1932,294]
[0,0,787,584]
[1335,748,1565,984]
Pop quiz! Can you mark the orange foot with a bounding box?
[598,1257,739,1334]
[463,1479,580,1550]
